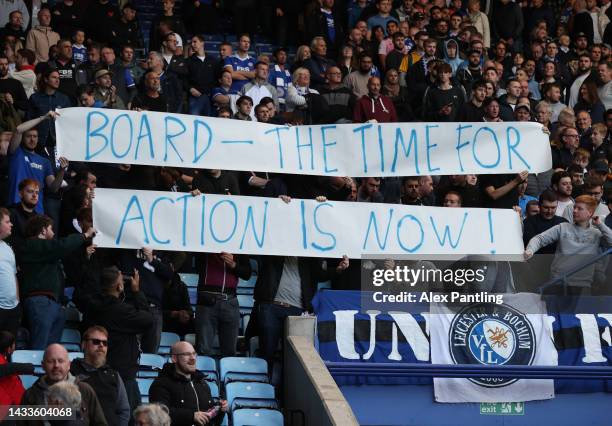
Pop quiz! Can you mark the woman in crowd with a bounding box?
[574,80,605,124]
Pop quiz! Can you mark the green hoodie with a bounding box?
[17,233,85,301]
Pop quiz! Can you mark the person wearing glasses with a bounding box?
[21,343,108,425]
[561,176,609,221]
[71,326,131,426]
[552,127,581,169]
[150,341,227,426]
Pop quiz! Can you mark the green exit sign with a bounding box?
[480,402,525,416]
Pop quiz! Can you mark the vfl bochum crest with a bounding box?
[449,303,536,387]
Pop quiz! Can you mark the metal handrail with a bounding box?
[325,362,612,380]
[537,248,612,294]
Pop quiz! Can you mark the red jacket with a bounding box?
[353,94,398,123]
[0,354,25,418]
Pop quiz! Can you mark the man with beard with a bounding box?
[132,70,167,112]
[71,326,131,426]
[93,69,126,110]
[8,178,39,245]
[569,54,594,108]
[0,54,27,113]
[456,49,483,94]
[551,171,575,216]
[401,176,424,205]
[344,52,375,98]
[21,344,107,425]
[150,341,228,426]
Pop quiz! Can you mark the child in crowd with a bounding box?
[572,148,591,173]
[525,195,612,294]
[77,85,105,108]
[72,30,87,64]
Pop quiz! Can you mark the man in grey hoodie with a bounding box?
[525,195,612,294]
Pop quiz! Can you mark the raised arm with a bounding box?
[9,111,59,154]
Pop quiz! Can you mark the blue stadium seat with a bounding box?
[137,378,154,403]
[61,329,81,352]
[64,286,75,301]
[232,408,283,426]
[138,353,165,377]
[238,275,256,288]
[225,382,277,411]
[240,314,250,336]
[237,276,256,296]
[68,352,84,361]
[237,295,254,316]
[13,350,44,374]
[208,380,220,399]
[158,332,180,355]
[179,273,198,288]
[64,306,82,327]
[20,375,39,390]
[207,41,222,51]
[249,258,258,274]
[220,357,268,384]
[188,288,198,305]
[184,333,196,347]
[196,355,218,382]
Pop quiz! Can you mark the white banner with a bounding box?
[92,188,525,257]
[430,294,556,403]
[57,108,552,177]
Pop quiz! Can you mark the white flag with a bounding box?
[430,293,557,402]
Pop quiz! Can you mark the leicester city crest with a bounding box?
[448,303,536,387]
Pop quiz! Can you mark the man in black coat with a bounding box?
[522,190,568,254]
[186,35,219,117]
[150,341,228,426]
[86,266,153,411]
[110,3,144,50]
[405,38,438,117]
[145,51,183,113]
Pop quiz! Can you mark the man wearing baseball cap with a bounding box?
[93,68,126,109]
